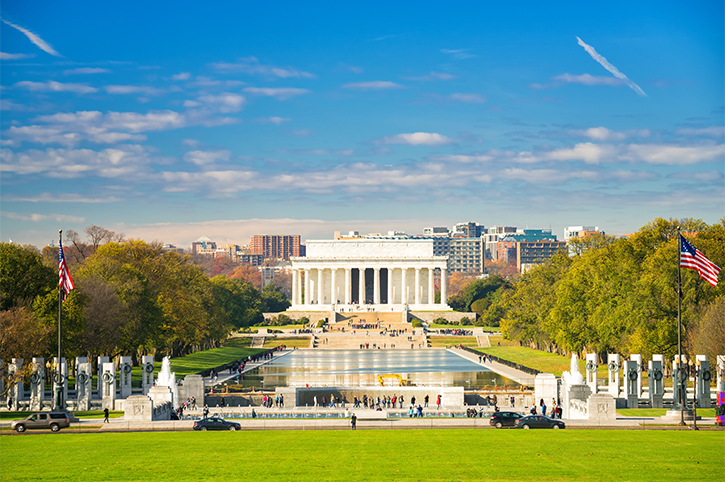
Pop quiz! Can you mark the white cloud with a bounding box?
[104,85,164,95]
[2,193,121,203]
[1,211,85,223]
[192,93,246,113]
[0,52,35,60]
[570,127,627,141]
[1,19,61,57]
[449,93,486,104]
[554,73,624,86]
[183,150,232,166]
[380,132,455,146]
[172,72,191,81]
[675,126,725,138]
[341,81,403,90]
[0,100,27,111]
[408,71,456,81]
[427,154,493,163]
[622,143,725,165]
[546,142,618,164]
[440,49,476,60]
[0,145,159,178]
[14,80,97,94]
[64,67,110,75]
[211,57,315,78]
[242,87,310,100]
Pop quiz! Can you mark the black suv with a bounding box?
[11,412,70,432]
[489,411,523,428]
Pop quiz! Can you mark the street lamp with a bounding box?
[689,359,699,431]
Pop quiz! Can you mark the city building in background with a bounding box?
[251,235,302,260]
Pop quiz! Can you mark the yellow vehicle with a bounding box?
[376,374,411,386]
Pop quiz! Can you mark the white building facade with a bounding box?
[289,239,451,312]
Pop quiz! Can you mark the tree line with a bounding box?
[1,227,290,365]
[478,217,724,362]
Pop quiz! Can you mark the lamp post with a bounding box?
[689,359,699,431]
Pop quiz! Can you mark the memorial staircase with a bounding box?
[312,311,427,350]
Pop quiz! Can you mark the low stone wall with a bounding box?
[410,311,477,323]
[264,311,330,323]
[275,386,465,408]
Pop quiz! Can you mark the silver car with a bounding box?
[11,412,70,432]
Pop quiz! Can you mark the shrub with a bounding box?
[411,319,423,328]
[299,316,310,326]
[316,320,325,328]
[433,317,449,325]
[276,314,292,326]
[460,316,472,326]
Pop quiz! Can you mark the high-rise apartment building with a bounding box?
[251,235,302,260]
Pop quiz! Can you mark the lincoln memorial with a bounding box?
[288,238,452,312]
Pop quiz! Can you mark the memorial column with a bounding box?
[317,268,324,305]
[330,268,337,305]
[401,268,408,304]
[428,267,435,304]
[345,268,351,305]
[414,268,421,305]
[304,269,310,306]
[292,269,299,305]
[373,268,380,304]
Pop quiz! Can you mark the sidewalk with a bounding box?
[203,349,293,387]
[447,347,536,386]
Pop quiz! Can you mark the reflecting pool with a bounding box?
[236,349,518,389]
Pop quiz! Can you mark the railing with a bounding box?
[460,346,542,376]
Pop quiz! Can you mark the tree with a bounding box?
[0,243,55,311]
[261,282,291,313]
[687,296,725,362]
[0,307,53,396]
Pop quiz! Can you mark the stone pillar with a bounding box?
[119,356,132,399]
[76,358,92,411]
[358,268,365,304]
[607,354,620,398]
[387,268,393,305]
[8,358,23,411]
[414,268,421,305]
[97,356,109,392]
[696,355,711,408]
[624,360,639,408]
[29,357,45,411]
[317,268,324,305]
[400,268,408,305]
[304,269,311,306]
[585,353,598,394]
[631,354,643,396]
[672,355,686,409]
[292,269,299,305]
[345,268,351,305]
[428,268,435,305]
[648,355,664,408]
[717,355,725,393]
[440,267,447,306]
[101,362,117,410]
[373,268,380,305]
[52,357,68,411]
[141,355,155,395]
[180,374,204,406]
[330,268,337,305]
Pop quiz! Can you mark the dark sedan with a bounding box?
[193,417,241,431]
[489,411,523,428]
[515,415,565,429]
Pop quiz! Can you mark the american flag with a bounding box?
[59,238,75,302]
[680,235,720,287]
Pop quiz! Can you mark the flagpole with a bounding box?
[677,227,685,426]
[57,229,63,410]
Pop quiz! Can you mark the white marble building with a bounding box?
[288,239,451,312]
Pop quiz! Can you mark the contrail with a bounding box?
[1,18,62,57]
[576,36,645,96]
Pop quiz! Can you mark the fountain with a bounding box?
[562,354,585,386]
[156,356,179,408]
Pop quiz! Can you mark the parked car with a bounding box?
[11,412,70,432]
[489,411,523,428]
[193,417,241,431]
[515,415,565,429]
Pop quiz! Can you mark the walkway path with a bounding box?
[447,347,536,386]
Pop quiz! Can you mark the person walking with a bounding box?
[436,394,441,410]
[103,406,110,423]
[351,413,357,430]
[424,395,429,407]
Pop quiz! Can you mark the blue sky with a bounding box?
[1,1,723,248]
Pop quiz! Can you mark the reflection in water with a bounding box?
[237,350,518,388]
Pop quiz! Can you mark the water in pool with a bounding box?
[235,349,518,389]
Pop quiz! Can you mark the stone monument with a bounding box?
[119,356,132,399]
[585,353,598,394]
[630,354,643,396]
[623,360,639,408]
[695,355,711,408]
[75,357,93,411]
[648,355,664,408]
[101,361,116,410]
[9,358,23,411]
[607,354,620,398]
[52,357,67,410]
[141,355,155,395]
[561,354,592,419]
[29,357,45,411]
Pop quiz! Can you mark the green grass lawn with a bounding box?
[169,340,264,378]
[263,336,311,348]
[428,336,479,348]
[617,408,717,418]
[1,429,721,481]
